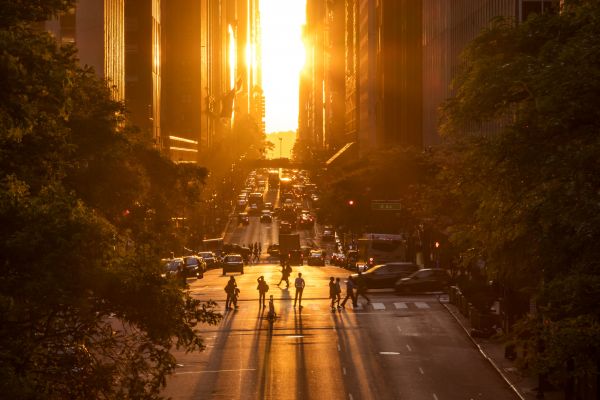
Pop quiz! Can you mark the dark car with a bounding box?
[322,228,335,242]
[330,252,345,266]
[307,250,326,266]
[260,210,273,223]
[267,244,280,257]
[395,268,451,294]
[237,212,249,225]
[222,254,244,275]
[198,251,218,269]
[352,262,419,289]
[279,221,292,234]
[286,249,303,265]
[183,256,206,278]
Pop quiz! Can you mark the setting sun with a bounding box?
[260,0,306,134]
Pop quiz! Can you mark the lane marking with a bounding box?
[372,302,385,310]
[379,352,400,355]
[406,344,412,352]
[286,335,304,338]
[394,302,408,309]
[175,368,257,375]
[337,344,341,352]
[342,367,347,375]
[396,326,402,333]
[415,302,430,309]
[419,367,424,375]
[433,394,439,400]
[349,394,354,400]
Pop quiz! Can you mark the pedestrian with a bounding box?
[253,247,260,263]
[340,275,357,308]
[277,262,291,288]
[355,271,371,305]
[258,242,262,254]
[225,276,238,310]
[334,277,342,309]
[329,277,336,311]
[294,272,305,308]
[176,261,187,287]
[257,276,269,307]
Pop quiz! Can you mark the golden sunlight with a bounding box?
[260,0,306,134]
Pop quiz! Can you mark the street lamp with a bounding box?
[279,137,283,159]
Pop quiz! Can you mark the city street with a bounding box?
[163,263,518,399]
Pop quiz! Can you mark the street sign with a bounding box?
[371,200,402,211]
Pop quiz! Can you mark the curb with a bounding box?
[441,302,526,400]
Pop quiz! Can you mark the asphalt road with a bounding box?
[163,263,518,400]
[162,178,517,399]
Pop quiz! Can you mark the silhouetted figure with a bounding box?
[225,276,238,310]
[355,271,371,305]
[257,276,269,307]
[294,272,305,308]
[341,276,357,308]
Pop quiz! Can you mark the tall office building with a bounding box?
[422,0,558,146]
[162,0,261,163]
[45,0,125,102]
[125,0,163,149]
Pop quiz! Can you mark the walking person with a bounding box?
[257,276,269,307]
[334,277,342,309]
[329,277,336,311]
[277,262,291,288]
[355,271,371,305]
[294,272,305,309]
[340,275,357,308]
[225,276,238,310]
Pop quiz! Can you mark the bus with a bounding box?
[201,237,224,255]
[268,169,280,187]
[356,233,407,271]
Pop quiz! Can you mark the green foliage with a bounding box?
[0,9,219,400]
[438,1,600,381]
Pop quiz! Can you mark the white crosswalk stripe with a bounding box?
[214,300,436,313]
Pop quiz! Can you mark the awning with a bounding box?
[325,142,357,168]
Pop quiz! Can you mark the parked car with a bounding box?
[352,262,419,289]
[183,256,206,278]
[395,268,451,294]
[198,251,218,269]
[162,258,181,278]
[307,250,326,266]
[222,254,244,275]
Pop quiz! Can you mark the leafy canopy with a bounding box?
[0,6,220,400]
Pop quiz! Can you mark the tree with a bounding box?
[0,5,220,398]
[439,0,600,383]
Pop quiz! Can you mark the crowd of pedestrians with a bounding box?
[224,269,369,313]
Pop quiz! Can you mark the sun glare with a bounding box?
[260,0,306,134]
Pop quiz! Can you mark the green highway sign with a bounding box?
[371,200,402,211]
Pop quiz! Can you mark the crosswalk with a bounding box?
[215,301,437,314]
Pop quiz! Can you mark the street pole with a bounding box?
[279,137,283,159]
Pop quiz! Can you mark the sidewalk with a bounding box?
[442,301,562,400]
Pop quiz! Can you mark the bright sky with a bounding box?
[260,0,306,134]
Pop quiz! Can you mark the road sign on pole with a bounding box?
[371,200,402,211]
